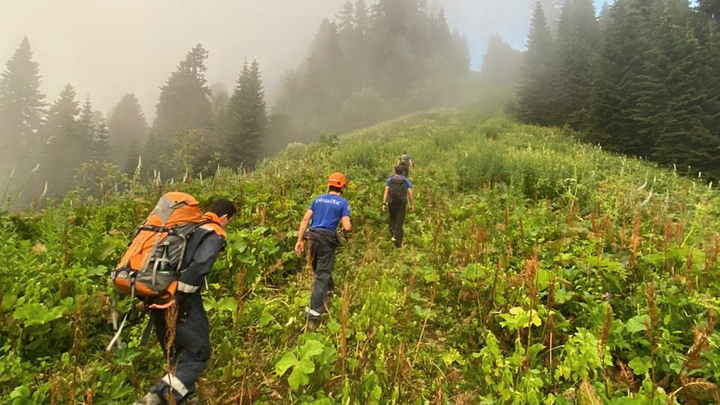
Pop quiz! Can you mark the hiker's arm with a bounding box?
[407,188,414,212]
[341,216,351,232]
[177,233,225,294]
[382,186,389,211]
[295,210,313,253]
[409,159,413,169]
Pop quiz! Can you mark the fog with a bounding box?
[1,0,605,117]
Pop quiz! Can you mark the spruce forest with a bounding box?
[1,0,720,404]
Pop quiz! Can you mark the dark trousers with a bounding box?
[388,201,406,248]
[307,233,337,320]
[149,294,209,404]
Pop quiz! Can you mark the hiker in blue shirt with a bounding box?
[383,165,414,248]
[295,172,351,327]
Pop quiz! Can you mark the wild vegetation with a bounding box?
[1,109,719,404]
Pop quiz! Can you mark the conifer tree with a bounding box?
[42,84,82,195]
[698,0,720,21]
[553,0,599,128]
[590,0,655,156]
[0,37,46,166]
[354,0,370,36]
[91,119,112,162]
[149,44,212,159]
[480,35,523,97]
[338,2,355,33]
[222,60,267,170]
[517,2,556,125]
[78,98,97,149]
[652,0,719,176]
[108,93,147,171]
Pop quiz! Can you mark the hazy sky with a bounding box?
[0,0,608,119]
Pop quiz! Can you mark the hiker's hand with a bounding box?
[295,240,304,254]
[409,205,414,213]
[382,204,387,212]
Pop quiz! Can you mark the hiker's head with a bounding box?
[208,199,237,229]
[327,172,346,193]
[394,165,404,175]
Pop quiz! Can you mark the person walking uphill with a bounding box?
[295,172,352,326]
[383,165,413,248]
[130,198,237,405]
[398,151,413,177]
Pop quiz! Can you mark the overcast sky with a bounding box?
[0,0,608,119]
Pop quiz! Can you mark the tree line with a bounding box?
[516,0,720,180]
[271,0,470,147]
[0,0,470,204]
[0,39,267,202]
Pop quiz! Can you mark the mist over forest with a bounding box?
[1,0,719,208]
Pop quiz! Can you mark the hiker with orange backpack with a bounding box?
[295,172,351,327]
[113,193,236,405]
[383,165,413,248]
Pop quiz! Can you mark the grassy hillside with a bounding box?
[2,109,720,404]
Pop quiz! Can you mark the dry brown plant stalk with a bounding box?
[630,213,642,269]
[164,304,179,405]
[600,305,613,397]
[339,283,350,376]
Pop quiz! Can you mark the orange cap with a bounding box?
[327,172,346,189]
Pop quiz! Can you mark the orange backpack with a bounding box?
[112,192,211,303]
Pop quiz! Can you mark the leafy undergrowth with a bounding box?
[2,109,720,404]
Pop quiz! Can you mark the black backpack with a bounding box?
[388,175,408,204]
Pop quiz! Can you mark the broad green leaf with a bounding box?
[215,297,236,313]
[297,357,316,374]
[275,352,298,376]
[299,339,324,359]
[626,315,651,333]
[258,310,275,327]
[628,356,651,375]
[288,365,310,390]
[441,348,466,366]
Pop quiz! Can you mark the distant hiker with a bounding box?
[398,151,413,177]
[295,172,351,327]
[124,196,236,405]
[383,165,414,248]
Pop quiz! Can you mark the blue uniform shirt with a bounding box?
[309,194,351,231]
[386,176,412,188]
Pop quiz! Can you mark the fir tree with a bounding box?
[91,118,112,162]
[354,0,370,35]
[222,60,267,170]
[590,0,656,156]
[78,97,97,150]
[517,2,556,125]
[652,0,719,176]
[42,84,82,195]
[553,0,599,128]
[108,93,148,171]
[480,35,523,97]
[698,0,720,21]
[0,37,46,165]
[338,2,355,33]
[149,44,213,165]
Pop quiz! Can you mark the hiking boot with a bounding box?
[130,393,162,405]
[306,318,320,332]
